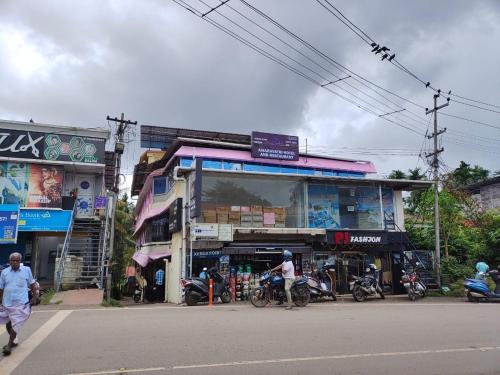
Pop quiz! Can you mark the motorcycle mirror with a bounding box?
[266,262,270,268]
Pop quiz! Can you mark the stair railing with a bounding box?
[54,202,78,292]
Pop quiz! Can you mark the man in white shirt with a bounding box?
[271,250,295,310]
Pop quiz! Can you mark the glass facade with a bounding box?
[199,172,395,230]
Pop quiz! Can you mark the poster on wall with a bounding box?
[27,164,64,208]
[76,196,93,217]
[0,204,20,243]
[0,162,29,206]
[356,187,382,229]
[307,184,340,229]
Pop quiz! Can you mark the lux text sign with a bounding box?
[251,131,299,161]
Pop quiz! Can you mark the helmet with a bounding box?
[366,264,377,273]
[283,250,293,261]
[202,267,208,272]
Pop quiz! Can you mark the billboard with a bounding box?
[0,129,105,164]
[27,164,64,208]
[0,162,30,206]
[251,131,299,161]
[0,204,20,243]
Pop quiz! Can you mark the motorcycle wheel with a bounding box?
[184,290,198,306]
[352,285,367,302]
[379,291,385,300]
[221,290,231,304]
[293,287,310,307]
[466,291,479,303]
[250,288,268,308]
[408,287,416,301]
[133,294,140,303]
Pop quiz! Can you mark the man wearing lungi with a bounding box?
[0,252,39,356]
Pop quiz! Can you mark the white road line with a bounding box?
[0,310,72,375]
[67,367,166,375]
[172,345,500,370]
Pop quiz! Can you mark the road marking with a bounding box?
[172,345,500,370]
[0,310,72,375]
[67,367,166,375]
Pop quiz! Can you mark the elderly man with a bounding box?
[0,252,39,356]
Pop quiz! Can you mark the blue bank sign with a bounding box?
[0,204,20,243]
[18,209,72,232]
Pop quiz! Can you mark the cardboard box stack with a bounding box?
[201,205,287,227]
[229,206,241,225]
[216,206,229,224]
[274,207,286,228]
[202,209,217,223]
[240,206,252,227]
[251,205,263,227]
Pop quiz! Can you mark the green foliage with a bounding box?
[101,298,122,307]
[441,256,473,280]
[41,289,55,305]
[445,161,489,188]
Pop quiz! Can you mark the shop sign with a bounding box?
[94,196,107,209]
[191,223,218,240]
[189,158,202,219]
[218,224,233,242]
[18,209,72,232]
[0,204,20,243]
[326,230,388,245]
[0,129,105,164]
[168,198,183,233]
[193,249,223,259]
[251,131,299,161]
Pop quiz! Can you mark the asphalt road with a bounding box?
[0,298,499,375]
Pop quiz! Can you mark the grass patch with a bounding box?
[101,298,122,307]
[41,289,56,305]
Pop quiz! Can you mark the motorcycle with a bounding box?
[350,269,385,302]
[133,284,142,303]
[181,268,231,306]
[307,263,337,301]
[401,266,427,301]
[464,270,500,302]
[250,270,310,308]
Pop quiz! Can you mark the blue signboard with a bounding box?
[18,209,72,232]
[0,204,20,243]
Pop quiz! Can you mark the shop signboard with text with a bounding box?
[326,230,388,245]
[0,129,105,164]
[251,131,299,161]
[18,209,72,232]
[0,204,20,243]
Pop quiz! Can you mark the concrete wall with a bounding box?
[394,191,405,230]
[480,183,500,210]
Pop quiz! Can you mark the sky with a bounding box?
[1,0,499,193]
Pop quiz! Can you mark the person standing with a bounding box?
[154,267,165,303]
[0,252,39,356]
[271,250,295,310]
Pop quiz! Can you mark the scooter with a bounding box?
[464,270,500,302]
[307,263,337,301]
[181,267,231,306]
[133,284,142,303]
[350,269,385,302]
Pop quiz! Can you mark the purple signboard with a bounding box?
[94,196,107,209]
[251,131,299,161]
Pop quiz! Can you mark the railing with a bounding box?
[54,202,78,292]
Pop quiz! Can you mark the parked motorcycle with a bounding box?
[401,264,427,301]
[181,268,231,306]
[464,268,500,302]
[307,263,337,301]
[250,270,310,307]
[133,284,142,303]
[350,264,385,302]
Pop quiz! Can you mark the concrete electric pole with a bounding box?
[105,113,137,302]
[425,93,449,289]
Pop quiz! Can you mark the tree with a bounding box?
[446,161,489,188]
[388,170,406,179]
[111,194,136,298]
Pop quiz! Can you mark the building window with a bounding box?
[153,177,167,195]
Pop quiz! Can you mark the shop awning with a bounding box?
[132,251,171,267]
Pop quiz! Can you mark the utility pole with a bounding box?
[105,113,137,302]
[425,92,449,288]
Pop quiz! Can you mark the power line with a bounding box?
[439,112,500,131]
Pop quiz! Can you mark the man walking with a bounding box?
[154,267,165,303]
[271,250,295,310]
[0,252,39,356]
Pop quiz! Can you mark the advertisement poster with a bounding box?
[27,164,64,208]
[0,162,29,206]
[356,187,382,229]
[307,184,340,229]
[0,204,20,243]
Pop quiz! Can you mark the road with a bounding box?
[0,298,499,375]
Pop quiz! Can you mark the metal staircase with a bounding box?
[383,211,438,287]
[55,206,108,292]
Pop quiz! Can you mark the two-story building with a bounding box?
[131,127,433,303]
[0,119,113,290]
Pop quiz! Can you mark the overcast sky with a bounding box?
[1,0,499,188]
